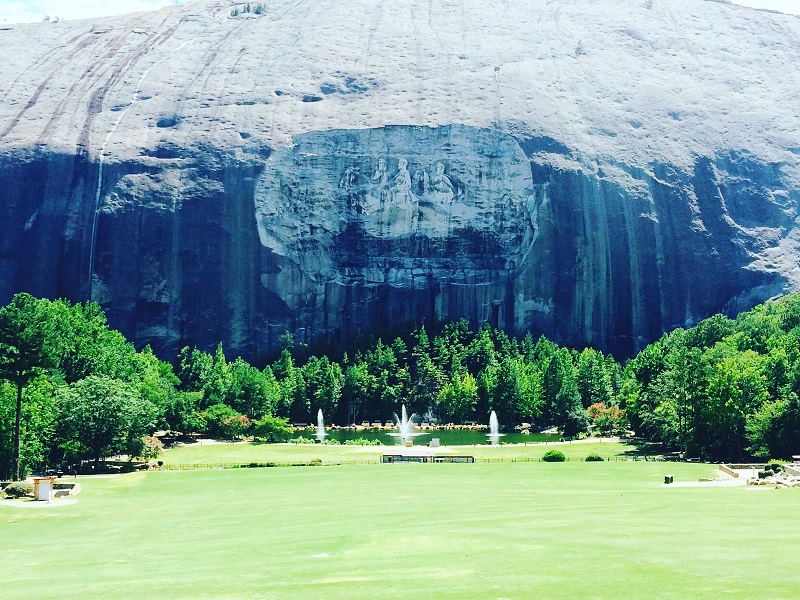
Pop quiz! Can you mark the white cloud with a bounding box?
[0,0,189,24]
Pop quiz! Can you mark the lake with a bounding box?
[291,428,560,446]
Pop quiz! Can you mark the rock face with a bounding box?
[1,0,799,359]
[254,125,538,342]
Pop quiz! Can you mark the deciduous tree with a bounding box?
[0,294,59,479]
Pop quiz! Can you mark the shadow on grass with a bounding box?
[619,439,676,458]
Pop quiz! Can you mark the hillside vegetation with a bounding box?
[2,292,800,478]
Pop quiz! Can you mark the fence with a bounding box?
[159,460,380,470]
[382,455,475,463]
[159,455,666,470]
[723,463,768,470]
[475,456,664,463]
[783,464,800,477]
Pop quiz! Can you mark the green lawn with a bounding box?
[2,458,798,598]
[158,438,639,466]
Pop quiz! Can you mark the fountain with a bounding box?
[315,409,327,442]
[487,411,503,446]
[388,405,426,445]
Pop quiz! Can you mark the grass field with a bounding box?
[2,446,799,599]
[157,438,639,466]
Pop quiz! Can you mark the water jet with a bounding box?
[487,411,504,446]
[388,405,427,445]
[315,409,327,442]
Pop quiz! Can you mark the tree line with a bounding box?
[625,296,800,460]
[2,292,800,479]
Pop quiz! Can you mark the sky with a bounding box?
[0,0,798,23]
[732,0,800,14]
[0,0,189,23]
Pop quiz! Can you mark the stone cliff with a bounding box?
[1,0,799,358]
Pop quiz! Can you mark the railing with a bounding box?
[159,460,380,470]
[783,464,800,477]
[158,455,667,469]
[479,456,666,462]
[724,463,768,470]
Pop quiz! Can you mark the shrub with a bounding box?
[588,402,628,435]
[253,415,293,442]
[137,436,164,461]
[309,458,323,466]
[4,482,33,498]
[758,470,771,479]
[769,463,783,473]
[289,436,315,444]
[542,450,566,462]
[585,454,604,462]
[343,437,382,446]
[201,404,250,440]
